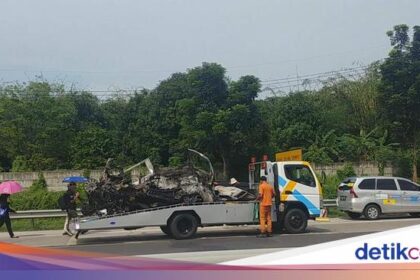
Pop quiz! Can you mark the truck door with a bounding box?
[272,163,281,223]
[280,163,321,217]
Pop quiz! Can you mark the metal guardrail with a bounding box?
[323,199,338,207]
[10,209,79,219]
[9,199,339,220]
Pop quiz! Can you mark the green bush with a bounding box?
[29,172,48,192]
[11,155,31,172]
[392,150,413,179]
[10,189,64,210]
[9,175,65,210]
[336,163,356,180]
[320,175,341,199]
[10,180,88,211]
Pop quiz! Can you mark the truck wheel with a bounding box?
[160,225,172,236]
[347,212,362,219]
[169,213,198,239]
[284,208,307,234]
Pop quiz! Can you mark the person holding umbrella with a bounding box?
[0,181,23,238]
[61,176,87,236]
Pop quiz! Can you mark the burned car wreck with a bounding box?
[81,150,256,216]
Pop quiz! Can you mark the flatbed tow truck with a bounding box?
[75,150,324,239]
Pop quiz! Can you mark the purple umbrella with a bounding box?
[0,181,23,195]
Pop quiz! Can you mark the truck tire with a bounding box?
[160,225,172,236]
[284,208,307,234]
[169,213,198,239]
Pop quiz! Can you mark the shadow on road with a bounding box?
[73,226,331,246]
[340,213,419,221]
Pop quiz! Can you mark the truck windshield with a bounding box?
[284,164,316,187]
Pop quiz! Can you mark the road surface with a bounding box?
[1,217,419,263]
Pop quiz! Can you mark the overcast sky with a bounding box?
[0,0,419,93]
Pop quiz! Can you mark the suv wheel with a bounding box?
[364,204,380,220]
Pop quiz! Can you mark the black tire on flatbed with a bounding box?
[168,213,198,239]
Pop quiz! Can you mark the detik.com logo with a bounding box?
[355,243,420,260]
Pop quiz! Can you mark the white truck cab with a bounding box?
[249,159,323,233]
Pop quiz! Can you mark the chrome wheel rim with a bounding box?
[367,207,378,219]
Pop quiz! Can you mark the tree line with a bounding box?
[0,24,419,181]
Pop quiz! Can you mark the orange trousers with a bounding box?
[259,205,272,233]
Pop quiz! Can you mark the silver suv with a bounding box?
[337,176,420,220]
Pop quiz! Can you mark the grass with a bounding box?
[326,207,345,218]
[0,217,64,232]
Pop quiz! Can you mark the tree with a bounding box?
[70,126,116,169]
[304,130,338,165]
[261,92,321,152]
[379,24,420,180]
[374,130,398,176]
[319,63,380,133]
[173,63,266,179]
[0,82,76,170]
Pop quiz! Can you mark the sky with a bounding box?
[0,0,419,95]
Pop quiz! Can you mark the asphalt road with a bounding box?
[69,228,368,255]
[2,216,420,263]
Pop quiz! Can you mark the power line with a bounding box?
[260,66,372,97]
[260,65,368,84]
[0,65,374,99]
[262,70,367,89]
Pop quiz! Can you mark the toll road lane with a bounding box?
[1,217,420,258]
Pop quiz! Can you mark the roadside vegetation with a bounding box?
[0,218,64,232]
[0,24,418,184]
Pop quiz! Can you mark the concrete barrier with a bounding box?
[312,162,393,177]
[0,170,102,191]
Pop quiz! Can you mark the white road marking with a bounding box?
[132,248,290,263]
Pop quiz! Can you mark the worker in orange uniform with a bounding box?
[257,176,275,237]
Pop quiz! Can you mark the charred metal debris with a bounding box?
[81,150,255,216]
